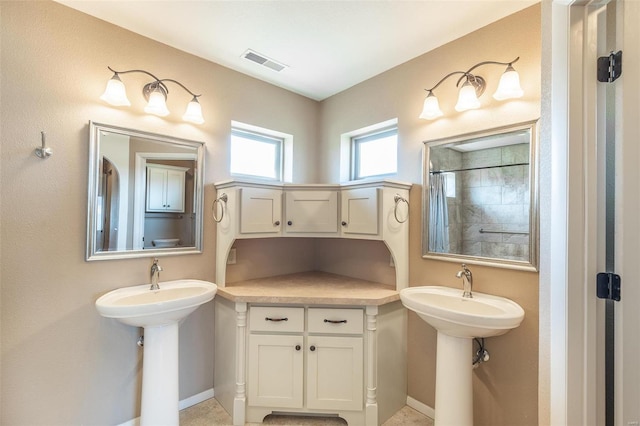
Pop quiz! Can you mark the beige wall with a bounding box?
[1,1,541,425]
[0,1,319,424]
[318,5,541,425]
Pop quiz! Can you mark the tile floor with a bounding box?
[179,398,434,426]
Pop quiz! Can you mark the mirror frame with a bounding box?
[422,120,539,271]
[86,121,205,261]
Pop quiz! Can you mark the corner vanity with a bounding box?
[213,179,411,425]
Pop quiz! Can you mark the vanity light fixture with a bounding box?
[419,57,523,120]
[100,66,205,124]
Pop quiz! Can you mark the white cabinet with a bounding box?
[247,306,364,417]
[248,334,304,408]
[284,190,338,234]
[146,164,187,212]
[239,187,282,234]
[340,187,379,236]
[307,335,363,411]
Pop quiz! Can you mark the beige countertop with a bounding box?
[217,271,399,306]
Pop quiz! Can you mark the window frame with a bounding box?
[230,127,284,181]
[351,126,398,180]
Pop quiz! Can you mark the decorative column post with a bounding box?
[365,305,378,425]
[233,302,247,426]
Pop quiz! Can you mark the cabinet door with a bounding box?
[164,169,186,212]
[146,167,168,211]
[340,187,379,235]
[307,336,363,411]
[240,187,282,234]
[285,190,338,233]
[248,334,303,408]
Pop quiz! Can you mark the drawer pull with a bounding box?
[295,345,301,351]
[324,319,348,324]
[274,221,280,226]
[265,317,288,322]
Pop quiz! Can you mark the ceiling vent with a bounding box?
[242,49,287,72]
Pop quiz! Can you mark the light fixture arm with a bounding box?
[424,70,469,93]
[106,66,201,98]
[454,56,520,87]
[423,57,520,93]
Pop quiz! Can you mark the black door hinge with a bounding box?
[596,272,621,301]
[597,51,622,83]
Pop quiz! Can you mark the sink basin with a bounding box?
[96,279,216,426]
[399,286,524,338]
[401,285,524,426]
[96,279,217,327]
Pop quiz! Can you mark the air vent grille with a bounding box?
[242,49,287,73]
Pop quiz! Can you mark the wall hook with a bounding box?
[35,131,53,159]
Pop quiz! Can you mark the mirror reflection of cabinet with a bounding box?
[146,164,188,213]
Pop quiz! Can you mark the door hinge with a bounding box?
[597,50,622,83]
[596,272,621,301]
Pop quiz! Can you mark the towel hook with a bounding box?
[35,131,53,159]
[212,193,228,223]
[393,194,409,223]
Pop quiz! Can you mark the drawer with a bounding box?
[249,306,304,333]
[307,308,363,335]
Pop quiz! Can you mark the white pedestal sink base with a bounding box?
[140,323,179,426]
[434,333,473,426]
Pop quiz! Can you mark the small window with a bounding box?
[230,128,283,180]
[352,127,398,180]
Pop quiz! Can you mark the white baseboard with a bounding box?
[117,388,215,426]
[179,388,215,410]
[406,395,435,420]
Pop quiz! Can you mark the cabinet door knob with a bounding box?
[341,221,347,226]
[295,345,301,351]
[287,220,293,226]
[310,345,316,352]
[274,221,280,226]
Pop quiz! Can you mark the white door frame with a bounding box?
[543,1,640,424]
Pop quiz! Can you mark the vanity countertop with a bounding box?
[217,271,399,306]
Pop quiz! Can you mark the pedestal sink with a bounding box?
[400,286,524,426]
[96,279,217,426]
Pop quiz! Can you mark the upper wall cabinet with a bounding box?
[213,179,411,286]
[284,188,339,234]
[86,122,205,260]
[340,187,379,236]
[239,186,282,235]
[422,120,539,271]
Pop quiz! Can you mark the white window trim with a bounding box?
[231,120,293,182]
[339,118,398,182]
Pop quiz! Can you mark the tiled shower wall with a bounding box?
[429,143,530,261]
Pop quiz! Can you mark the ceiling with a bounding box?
[56,0,537,101]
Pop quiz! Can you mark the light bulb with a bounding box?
[144,86,170,117]
[419,91,443,120]
[455,81,481,112]
[100,74,130,106]
[493,65,524,100]
[182,97,204,124]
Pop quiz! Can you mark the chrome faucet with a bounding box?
[456,263,473,298]
[150,258,163,290]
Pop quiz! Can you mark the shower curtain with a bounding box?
[429,173,449,252]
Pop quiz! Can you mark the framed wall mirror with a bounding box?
[86,122,205,260]
[422,120,538,271]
